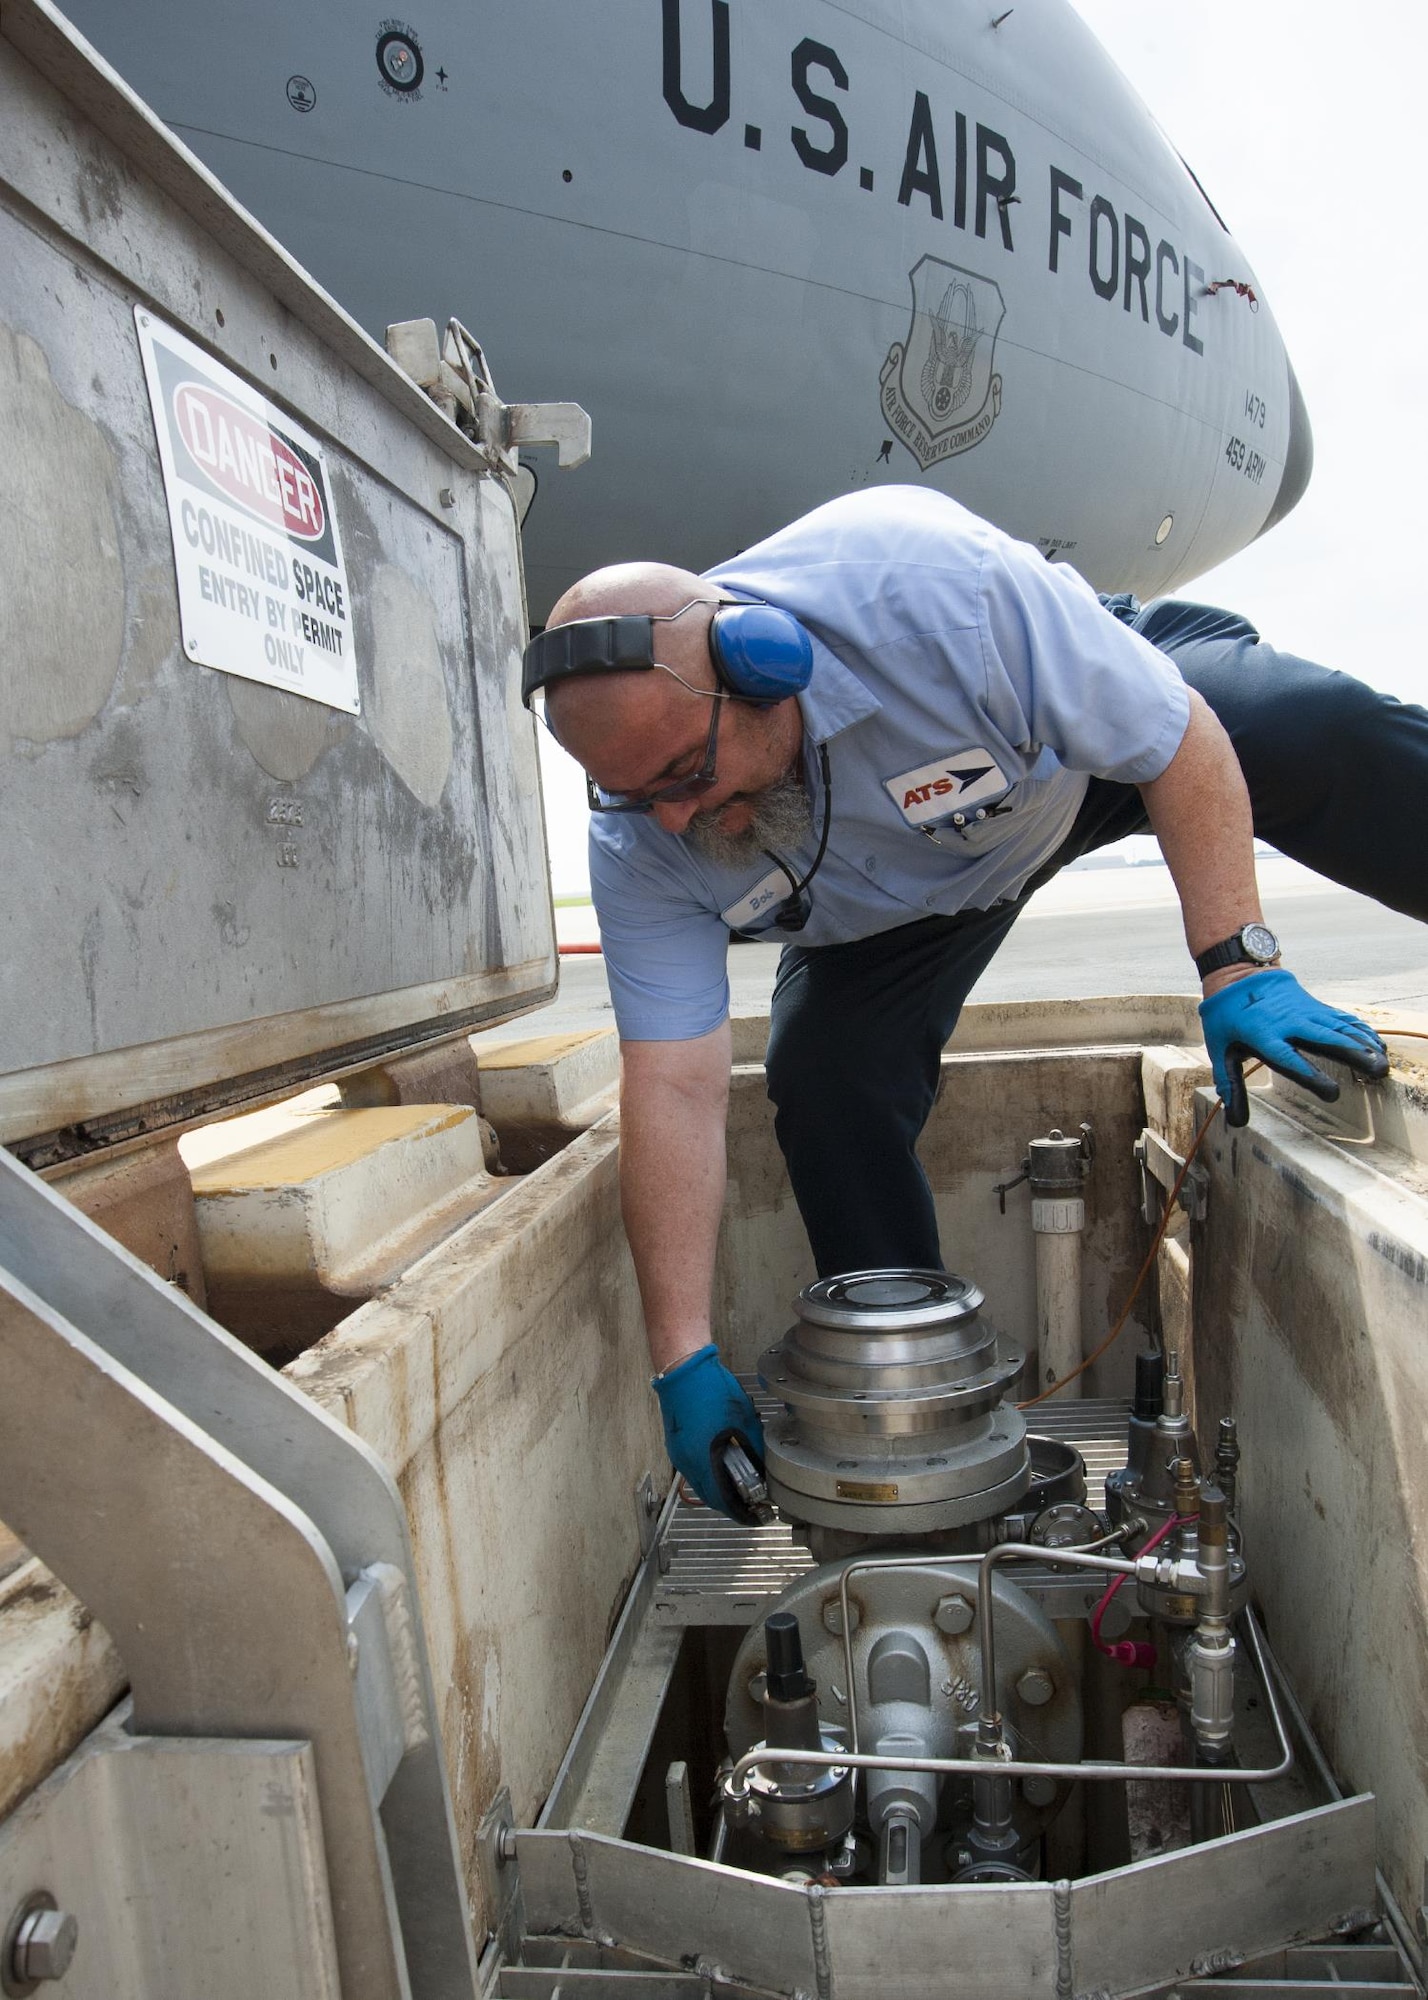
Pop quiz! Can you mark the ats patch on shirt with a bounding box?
[884,749,1010,827]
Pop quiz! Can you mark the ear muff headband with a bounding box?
[521,614,657,707]
[521,600,813,709]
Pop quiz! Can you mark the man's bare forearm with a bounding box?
[1138,689,1271,994]
[619,1022,732,1372]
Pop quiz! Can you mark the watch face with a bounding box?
[1242,923,1279,962]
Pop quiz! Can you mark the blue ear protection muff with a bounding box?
[707,601,813,704]
[521,597,812,709]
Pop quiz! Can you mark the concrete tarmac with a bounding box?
[488,856,1428,1044]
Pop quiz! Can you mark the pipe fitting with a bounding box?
[1188,1628,1238,1752]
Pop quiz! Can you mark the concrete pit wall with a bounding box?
[0,1008,1168,1940]
[0,1007,1181,1927]
[285,1119,665,1926]
[1169,1039,1428,1926]
[22,1001,1428,1946]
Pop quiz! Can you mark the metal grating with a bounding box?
[1023,1394,1132,1513]
[1178,1937,1420,1993]
[652,1510,814,1625]
[499,1933,778,1996]
[651,1393,1133,1624]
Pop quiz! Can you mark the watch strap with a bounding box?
[1194,927,1279,979]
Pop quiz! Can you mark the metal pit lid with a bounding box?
[0,0,570,1166]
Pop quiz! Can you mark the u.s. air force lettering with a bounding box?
[880,258,1005,471]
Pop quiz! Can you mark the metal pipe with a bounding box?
[1187,1488,1235,1796]
[976,1543,1137,1719]
[728,1611,1292,1799]
[1028,1129,1089,1398]
[1035,1228,1083,1398]
[835,1531,1133,1757]
[968,1711,1020,1871]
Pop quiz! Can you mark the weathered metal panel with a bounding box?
[0,0,554,1154]
[515,1805,1379,2000]
[820,1879,1058,2000]
[0,1719,343,2000]
[0,1142,482,1994]
[1069,1796,1378,1996]
[515,1831,821,1998]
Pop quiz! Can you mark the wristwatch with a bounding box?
[1193,922,1281,980]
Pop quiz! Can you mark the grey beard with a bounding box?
[683,770,812,869]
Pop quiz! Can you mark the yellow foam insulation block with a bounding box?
[191,1104,492,1295]
[473,1031,612,1072]
[471,1030,617,1126]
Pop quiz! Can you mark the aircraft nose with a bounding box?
[1256,353,1314,538]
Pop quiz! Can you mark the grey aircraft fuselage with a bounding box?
[63,0,1310,622]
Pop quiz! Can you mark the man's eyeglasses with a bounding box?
[584,686,726,814]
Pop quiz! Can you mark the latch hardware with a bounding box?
[385,317,591,474]
[1135,1127,1209,1224]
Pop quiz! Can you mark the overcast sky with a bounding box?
[1069,0,1425,691]
[539,0,1426,893]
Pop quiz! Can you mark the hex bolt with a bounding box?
[933,1592,974,1635]
[1022,1774,1058,1808]
[822,1597,860,1637]
[1016,1666,1055,1707]
[4,1895,78,1994]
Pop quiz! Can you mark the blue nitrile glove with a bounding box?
[652,1344,766,1523]
[1199,968,1388,1128]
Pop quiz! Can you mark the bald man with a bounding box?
[523,487,1415,1520]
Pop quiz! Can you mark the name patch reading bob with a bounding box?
[136,311,360,713]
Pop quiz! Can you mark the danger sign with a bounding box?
[136,309,360,714]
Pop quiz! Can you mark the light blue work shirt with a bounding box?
[590,487,1189,1042]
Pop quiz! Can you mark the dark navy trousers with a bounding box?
[764,601,1428,1276]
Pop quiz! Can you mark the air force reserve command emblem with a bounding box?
[880,257,1006,471]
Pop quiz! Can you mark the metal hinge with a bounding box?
[385,317,591,473]
[1135,1127,1209,1225]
